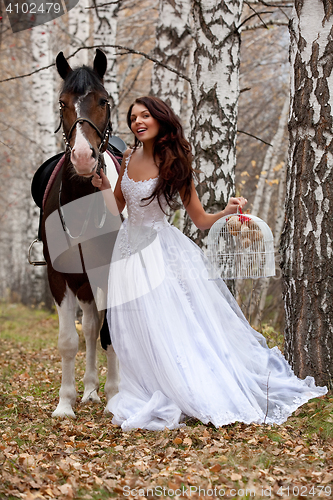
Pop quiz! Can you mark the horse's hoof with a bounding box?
[52,405,76,419]
[81,390,101,404]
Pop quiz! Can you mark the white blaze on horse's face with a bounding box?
[70,93,98,177]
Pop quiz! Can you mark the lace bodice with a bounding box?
[121,152,169,231]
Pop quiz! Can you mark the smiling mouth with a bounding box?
[137,128,147,134]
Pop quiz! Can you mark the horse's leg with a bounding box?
[104,343,119,408]
[52,287,78,418]
[95,289,119,407]
[78,299,101,403]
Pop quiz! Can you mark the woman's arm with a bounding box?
[92,149,130,214]
[179,181,247,231]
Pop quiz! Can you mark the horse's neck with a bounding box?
[60,158,98,204]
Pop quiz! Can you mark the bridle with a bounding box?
[55,100,112,154]
[54,97,112,239]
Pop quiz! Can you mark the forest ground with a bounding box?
[0,302,332,500]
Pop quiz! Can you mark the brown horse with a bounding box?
[42,50,119,417]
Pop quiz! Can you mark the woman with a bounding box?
[92,96,327,431]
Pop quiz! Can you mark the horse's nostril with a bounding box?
[91,148,97,160]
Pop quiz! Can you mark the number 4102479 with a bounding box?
[5,3,61,14]
[276,485,331,497]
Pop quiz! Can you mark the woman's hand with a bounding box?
[180,180,248,230]
[91,168,119,215]
[91,168,111,191]
[223,197,247,217]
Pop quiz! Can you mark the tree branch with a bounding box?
[238,129,273,147]
[245,0,292,20]
[238,11,273,30]
[246,1,293,6]
[0,44,192,85]
[242,19,288,31]
[245,1,270,29]
[0,138,13,149]
[86,0,122,8]
[0,118,47,152]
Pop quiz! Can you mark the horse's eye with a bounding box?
[59,101,66,109]
[100,99,108,107]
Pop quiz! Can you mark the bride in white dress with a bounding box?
[92,96,327,431]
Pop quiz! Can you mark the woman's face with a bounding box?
[129,103,160,144]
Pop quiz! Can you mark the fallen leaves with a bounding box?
[172,436,183,445]
[0,303,333,499]
[183,437,192,447]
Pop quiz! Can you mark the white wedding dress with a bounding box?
[106,153,327,431]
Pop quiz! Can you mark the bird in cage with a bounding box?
[207,209,275,280]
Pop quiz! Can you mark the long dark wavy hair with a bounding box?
[126,96,194,211]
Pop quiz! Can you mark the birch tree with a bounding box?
[150,0,192,230]
[151,0,192,118]
[93,0,123,132]
[280,0,333,387]
[235,5,291,325]
[184,0,244,246]
[67,0,90,66]
[116,0,158,138]
[244,96,289,326]
[251,97,289,218]
[26,24,57,305]
[31,25,57,159]
[0,24,56,305]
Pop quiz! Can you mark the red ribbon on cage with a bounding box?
[237,206,251,224]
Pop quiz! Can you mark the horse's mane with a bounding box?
[61,66,106,95]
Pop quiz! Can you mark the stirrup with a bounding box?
[28,239,47,266]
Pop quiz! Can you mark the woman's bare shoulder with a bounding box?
[123,147,133,158]
[119,148,134,170]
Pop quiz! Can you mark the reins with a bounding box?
[58,181,107,239]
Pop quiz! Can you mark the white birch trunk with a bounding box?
[67,0,90,66]
[151,0,192,229]
[251,97,289,217]
[151,0,192,118]
[252,159,287,328]
[93,1,122,132]
[25,24,57,304]
[31,25,57,158]
[245,96,289,325]
[184,0,244,247]
[281,0,333,386]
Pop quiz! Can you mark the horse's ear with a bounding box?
[93,49,107,80]
[56,52,73,80]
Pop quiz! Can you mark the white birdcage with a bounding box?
[207,211,275,280]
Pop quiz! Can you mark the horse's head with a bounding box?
[56,49,112,178]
